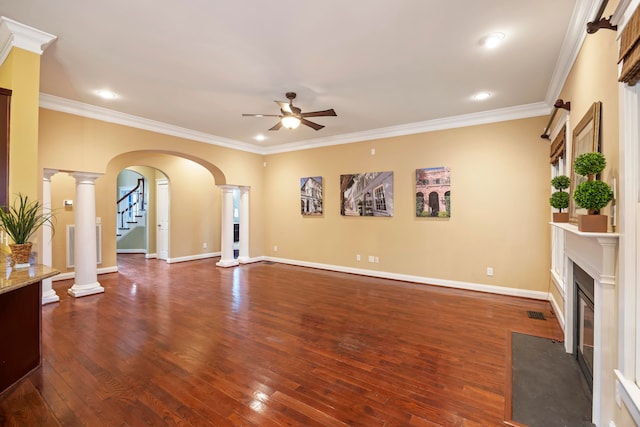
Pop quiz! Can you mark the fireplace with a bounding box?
[574,263,594,391]
[551,221,618,426]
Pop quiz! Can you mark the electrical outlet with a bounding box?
[273,245,278,252]
[374,257,379,263]
[368,255,375,263]
[356,254,361,261]
[203,242,207,249]
[487,267,494,276]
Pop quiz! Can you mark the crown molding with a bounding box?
[545,0,601,105]
[264,102,552,154]
[39,93,264,155]
[0,16,56,67]
[40,93,551,156]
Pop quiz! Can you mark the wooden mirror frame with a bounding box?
[569,101,602,224]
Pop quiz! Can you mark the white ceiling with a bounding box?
[1,1,597,153]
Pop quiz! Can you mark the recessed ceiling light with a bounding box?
[482,32,505,48]
[472,92,492,101]
[95,89,117,100]
[255,134,265,141]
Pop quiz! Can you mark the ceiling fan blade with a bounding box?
[275,101,292,114]
[269,121,283,131]
[242,113,281,117]
[301,109,337,118]
[301,118,324,131]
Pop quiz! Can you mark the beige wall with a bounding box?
[264,116,551,291]
[38,108,266,272]
[549,1,620,321]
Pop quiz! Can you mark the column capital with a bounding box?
[43,168,59,180]
[218,185,236,192]
[69,171,103,183]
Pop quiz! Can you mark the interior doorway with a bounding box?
[156,179,169,261]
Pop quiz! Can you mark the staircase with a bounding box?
[117,178,146,240]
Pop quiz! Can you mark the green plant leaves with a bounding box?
[573,180,613,213]
[574,152,606,177]
[0,193,55,244]
[550,191,569,211]
[551,175,570,190]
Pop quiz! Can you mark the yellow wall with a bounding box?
[39,108,265,272]
[549,1,620,320]
[264,117,551,291]
[0,48,41,200]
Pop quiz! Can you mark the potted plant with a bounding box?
[0,193,55,267]
[572,152,614,232]
[550,175,570,222]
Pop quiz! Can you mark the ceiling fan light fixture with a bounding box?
[281,115,301,129]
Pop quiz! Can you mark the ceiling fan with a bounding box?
[242,92,337,131]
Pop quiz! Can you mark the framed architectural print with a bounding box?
[340,171,393,217]
[569,101,601,223]
[416,167,451,217]
[300,176,323,215]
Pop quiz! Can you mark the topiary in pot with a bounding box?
[572,152,613,232]
[550,175,570,222]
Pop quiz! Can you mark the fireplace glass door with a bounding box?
[577,288,594,389]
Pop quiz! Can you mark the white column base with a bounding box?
[68,282,105,298]
[238,256,250,264]
[42,290,60,305]
[41,277,59,305]
[216,259,239,268]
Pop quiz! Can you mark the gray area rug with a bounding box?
[511,332,593,427]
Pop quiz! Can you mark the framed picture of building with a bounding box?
[416,167,451,217]
[300,176,323,215]
[340,171,393,216]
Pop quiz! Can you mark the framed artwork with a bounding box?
[340,171,393,216]
[416,167,451,217]
[569,102,601,223]
[300,176,323,216]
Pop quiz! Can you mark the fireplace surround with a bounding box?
[550,222,618,426]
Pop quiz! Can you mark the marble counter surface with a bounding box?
[0,264,59,295]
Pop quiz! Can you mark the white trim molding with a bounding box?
[0,16,56,67]
[264,256,550,301]
[167,251,221,264]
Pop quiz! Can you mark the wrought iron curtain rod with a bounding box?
[586,0,617,33]
[540,99,570,140]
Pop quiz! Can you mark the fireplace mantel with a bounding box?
[550,221,619,426]
[551,222,618,284]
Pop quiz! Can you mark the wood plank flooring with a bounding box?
[0,255,562,426]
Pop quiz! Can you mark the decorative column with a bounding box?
[238,186,250,264]
[217,185,238,267]
[41,168,59,304]
[67,172,104,297]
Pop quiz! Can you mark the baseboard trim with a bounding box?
[116,249,146,254]
[264,256,550,301]
[167,252,221,264]
[52,266,118,282]
[145,253,157,259]
[51,255,551,302]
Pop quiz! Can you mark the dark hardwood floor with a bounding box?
[0,255,562,426]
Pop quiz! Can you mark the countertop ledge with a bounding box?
[0,264,60,295]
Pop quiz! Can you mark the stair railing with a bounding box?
[117,178,145,230]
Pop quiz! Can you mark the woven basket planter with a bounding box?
[9,243,32,266]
